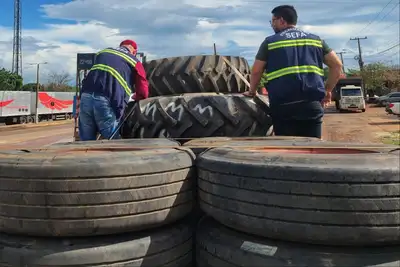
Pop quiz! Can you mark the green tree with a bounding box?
[346,68,359,77]
[361,62,389,94]
[0,68,23,91]
[21,83,45,91]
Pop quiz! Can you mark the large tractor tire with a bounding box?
[197,140,400,246]
[121,93,273,140]
[144,55,251,96]
[197,217,400,267]
[0,220,192,266]
[0,142,195,237]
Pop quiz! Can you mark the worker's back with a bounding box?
[82,46,140,119]
[264,27,325,106]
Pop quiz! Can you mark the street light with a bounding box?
[28,62,48,124]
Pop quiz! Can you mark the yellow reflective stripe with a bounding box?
[268,39,322,50]
[97,49,137,68]
[267,65,324,81]
[90,64,132,96]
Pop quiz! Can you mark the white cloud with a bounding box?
[0,0,398,83]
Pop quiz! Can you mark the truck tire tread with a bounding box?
[0,221,192,266]
[196,217,400,267]
[197,141,400,246]
[0,142,195,237]
[144,55,250,96]
[121,94,273,140]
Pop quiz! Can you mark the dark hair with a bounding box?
[271,5,298,25]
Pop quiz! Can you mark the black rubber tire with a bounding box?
[0,143,195,237]
[49,138,180,148]
[144,55,251,96]
[196,217,400,267]
[19,116,27,124]
[196,140,400,246]
[184,136,323,155]
[121,93,273,140]
[0,220,192,267]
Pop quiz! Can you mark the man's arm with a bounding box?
[322,40,343,93]
[249,39,268,94]
[133,61,149,100]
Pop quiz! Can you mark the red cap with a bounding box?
[120,39,137,50]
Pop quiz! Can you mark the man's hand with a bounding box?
[322,91,332,107]
[243,90,258,97]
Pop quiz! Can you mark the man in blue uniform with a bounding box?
[79,40,149,140]
[244,5,343,138]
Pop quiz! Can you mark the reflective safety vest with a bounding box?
[264,28,325,105]
[81,46,140,119]
[90,47,138,97]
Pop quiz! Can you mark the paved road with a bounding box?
[0,122,74,149]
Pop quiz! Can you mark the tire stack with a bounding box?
[120,55,274,140]
[75,55,255,140]
[189,138,400,267]
[0,139,196,266]
[144,55,251,96]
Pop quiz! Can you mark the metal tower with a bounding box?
[12,0,22,76]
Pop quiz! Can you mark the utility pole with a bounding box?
[350,37,367,95]
[28,62,48,123]
[213,43,217,55]
[350,37,367,71]
[337,51,346,73]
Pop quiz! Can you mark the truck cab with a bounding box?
[338,85,366,112]
[331,77,366,112]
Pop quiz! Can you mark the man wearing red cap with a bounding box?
[78,39,149,140]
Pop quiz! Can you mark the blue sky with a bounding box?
[0,0,399,83]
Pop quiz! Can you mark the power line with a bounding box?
[353,0,394,34]
[363,2,400,34]
[369,43,400,56]
[376,43,400,55]
[342,0,394,49]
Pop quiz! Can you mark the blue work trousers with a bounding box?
[270,101,324,139]
[78,92,120,141]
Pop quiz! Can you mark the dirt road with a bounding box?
[322,104,399,143]
[0,122,74,149]
[0,104,398,150]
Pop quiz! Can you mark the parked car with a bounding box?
[376,92,400,106]
[386,102,400,116]
[366,94,379,104]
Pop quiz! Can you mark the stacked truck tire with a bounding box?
[120,54,274,140]
[2,53,400,267]
[0,139,196,266]
[191,138,400,267]
[1,137,399,266]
